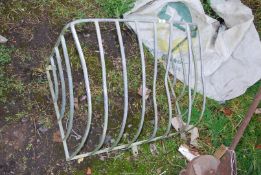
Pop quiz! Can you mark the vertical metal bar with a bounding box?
[164,22,173,136]
[91,21,109,153]
[168,40,188,117]
[189,28,199,113]
[175,49,186,120]
[176,48,187,103]
[172,60,177,86]
[46,68,70,160]
[183,28,206,131]
[128,21,146,146]
[60,35,75,141]
[110,21,129,148]
[55,47,66,120]
[168,77,181,116]
[50,57,59,102]
[150,22,158,139]
[176,40,198,119]
[196,28,206,123]
[180,34,198,120]
[69,24,93,159]
[185,24,193,127]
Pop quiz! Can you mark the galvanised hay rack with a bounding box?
[46,18,206,161]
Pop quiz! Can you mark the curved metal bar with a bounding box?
[50,57,59,102]
[61,35,75,141]
[191,28,206,126]
[55,47,66,120]
[197,29,206,122]
[91,21,109,154]
[185,24,193,127]
[149,22,159,140]
[46,69,70,160]
[128,21,146,146]
[164,22,173,136]
[169,35,198,120]
[182,27,206,133]
[110,21,129,149]
[48,19,197,69]
[168,77,182,116]
[168,41,188,117]
[69,24,93,159]
[176,48,187,102]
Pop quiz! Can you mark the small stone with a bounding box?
[83,33,90,38]
[21,117,28,123]
[0,35,8,43]
[38,126,48,133]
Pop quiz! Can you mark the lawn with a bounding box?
[0,0,260,174]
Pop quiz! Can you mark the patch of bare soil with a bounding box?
[0,14,79,174]
[6,17,58,82]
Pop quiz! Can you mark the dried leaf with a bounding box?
[171,117,184,131]
[0,35,8,43]
[222,107,233,116]
[85,167,92,175]
[52,130,62,142]
[137,85,151,100]
[149,143,159,156]
[74,97,79,110]
[256,144,261,149]
[214,144,228,159]
[189,127,199,147]
[156,167,163,174]
[255,108,261,114]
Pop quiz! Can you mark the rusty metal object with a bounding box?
[217,85,261,175]
[230,86,261,150]
[179,155,220,175]
[180,85,260,175]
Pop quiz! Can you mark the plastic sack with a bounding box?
[124,0,261,101]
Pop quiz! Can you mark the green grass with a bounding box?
[0,45,12,66]
[96,0,134,17]
[0,45,25,108]
[201,83,261,174]
[201,0,221,20]
[0,45,13,103]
